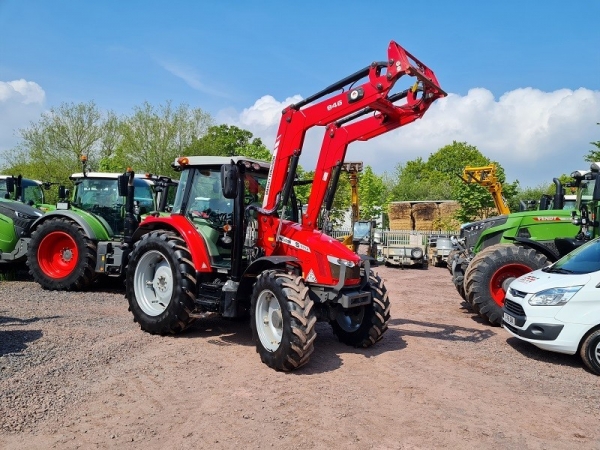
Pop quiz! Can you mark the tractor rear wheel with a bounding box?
[251,271,317,371]
[330,271,391,347]
[465,244,548,326]
[126,231,197,335]
[28,218,97,290]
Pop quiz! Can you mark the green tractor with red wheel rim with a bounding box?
[0,175,51,266]
[454,166,598,326]
[25,166,177,290]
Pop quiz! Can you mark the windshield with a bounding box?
[578,178,596,209]
[73,177,155,235]
[545,237,600,274]
[0,178,44,205]
[21,180,44,205]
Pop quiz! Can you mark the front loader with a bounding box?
[124,41,446,371]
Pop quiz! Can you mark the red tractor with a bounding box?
[125,41,446,371]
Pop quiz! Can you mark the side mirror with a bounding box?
[5,177,14,194]
[221,163,239,199]
[539,195,551,210]
[58,185,67,200]
[118,174,129,197]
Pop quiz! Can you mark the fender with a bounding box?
[237,256,301,298]
[30,210,104,240]
[505,236,560,263]
[134,214,212,272]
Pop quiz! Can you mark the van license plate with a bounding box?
[503,313,515,326]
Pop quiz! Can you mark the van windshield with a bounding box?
[545,237,600,274]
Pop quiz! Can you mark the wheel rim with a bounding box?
[489,263,531,307]
[336,307,365,333]
[593,341,600,366]
[255,289,282,352]
[37,231,79,278]
[134,250,174,317]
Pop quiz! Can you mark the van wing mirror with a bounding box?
[221,163,239,199]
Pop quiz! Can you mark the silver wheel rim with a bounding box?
[256,289,283,352]
[336,307,365,333]
[594,341,600,366]
[134,250,174,317]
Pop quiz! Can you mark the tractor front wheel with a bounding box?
[330,271,391,347]
[126,231,197,335]
[251,271,317,371]
[28,218,97,290]
[465,244,548,326]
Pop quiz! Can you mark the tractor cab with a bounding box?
[0,175,45,206]
[170,156,276,271]
[70,173,156,236]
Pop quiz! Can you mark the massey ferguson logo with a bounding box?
[533,217,569,221]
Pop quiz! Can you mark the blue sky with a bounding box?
[1,1,599,187]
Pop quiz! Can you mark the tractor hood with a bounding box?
[0,198,43,219]
[276,220,361,285]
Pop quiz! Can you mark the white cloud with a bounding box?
[0,80,46,157]
[218,87,600,187]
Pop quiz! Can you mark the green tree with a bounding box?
[1,101,112,186]
[358,165,385,220]
[186,124,272,161]
[118,101,213,176]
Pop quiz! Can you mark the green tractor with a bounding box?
[453,167,596,325]
[0,175,50,265]
[26,167,177,290]
[0,175,47,207]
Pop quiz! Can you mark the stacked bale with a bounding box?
[388,202,412,230]
[435,201,462,230]
[413,202,438,231]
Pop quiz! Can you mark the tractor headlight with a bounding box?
[411,247,423,259]
[339,259,356,268]
[528,286,582,306]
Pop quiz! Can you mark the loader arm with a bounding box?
[262,40,446,211]
[302,84,442,228]
[460,165,510,215]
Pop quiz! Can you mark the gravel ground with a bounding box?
[1,266,600,449]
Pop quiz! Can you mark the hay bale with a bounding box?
[438,201,460,218]
[412,202,437,222]
[388,202,412,220]
[389,218,413,231]
[415,221,434,231]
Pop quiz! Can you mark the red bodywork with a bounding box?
[140,41,445,288]
[258,41,446,287]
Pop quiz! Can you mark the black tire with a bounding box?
[27,218,97,291]
[461,245,500,311]
[580,329,600,375]
[446,249,459,273]
[250,271,317,371]
[330,271,391,347]
[465,244,548,326]
[126,231,197,335]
